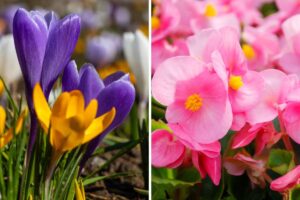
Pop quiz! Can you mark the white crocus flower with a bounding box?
[123,30,149,121]
[0,34,21,85]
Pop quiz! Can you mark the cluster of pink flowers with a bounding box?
[151,0,300,193]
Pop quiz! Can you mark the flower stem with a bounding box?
[45,150,61,199]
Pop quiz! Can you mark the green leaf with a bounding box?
[198,172,224,200]
[152,176,198,187]
[268,149,295,175]
[151,120,171,132]
[290,186,300,200]
[260,2,278,17]
[83,172,134,186]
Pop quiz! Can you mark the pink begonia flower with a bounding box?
[152,129,186,168]
[151,129,222,185]
[187,27,247,75]
[188,27,264,113]
[242,26,280,71]
[224,0,263,25]
[169,123,221,158]
[170,0,203,36]
[270,165,300,192]
[245,69,298,124]
[192,150,221,186]
[224,152,267,187]
[275,0,300,19]
[283,87,300,144]
[152,0,180,42]
[152,38,189,74]
[190,1,241,35]
[152,56,232,144]
[279,14,300,77]
[231,122,281,155]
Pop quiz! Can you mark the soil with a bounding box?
[82,145,147,200]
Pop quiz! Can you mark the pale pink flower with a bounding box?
[152,56,232,144]
[224,0,263,25]
[242,26,280,71]
[282,86,300,144]
[275,0,300,19]
[224,152,267,187]
[192,150,221,186]
[152,129,186,168]
[190,1,241,34]
[152,0,180,42]
[171,0,203,35]
[151,129,222,185]
[152,38,189,74]
[279,14,300,76]
[270,165,300,192]
[188,27,264,113]
[231,122,281,155]
[245,69,298,124]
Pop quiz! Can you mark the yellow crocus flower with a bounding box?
[0,80,4,96]
[33,84,116,153]
[0,106,27,148]
[75,179,86,200]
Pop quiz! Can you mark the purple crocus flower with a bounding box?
[85,32,122,67]
[0,5,20,33]
[13,8,81,157]
[61,60,135,169]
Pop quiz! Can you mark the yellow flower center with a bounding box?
[152,16,161,30]
[185,94,203,112]
[242,44,256,60]
[229,75,243,90]
[204,4,218,17]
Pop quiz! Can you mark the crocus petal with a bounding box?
[0,35,21,85]
[152,130,186,168]
[0,130,14,148]
[66,90,85,118]
[103,71,126,86]
[123,30,149,101]
[33,84,51,132]
[80,76,135,168]
[15,109,27,133]
[82,99,98,129]
[75,179,86,200]
[62,60,80,92]
[13,8,48,95]
[270,165,300,192]
[78,65,105,104]
[82,107,116,144]
[41,14,81,97]
[51,92,70,118]
[0,106,6,134]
